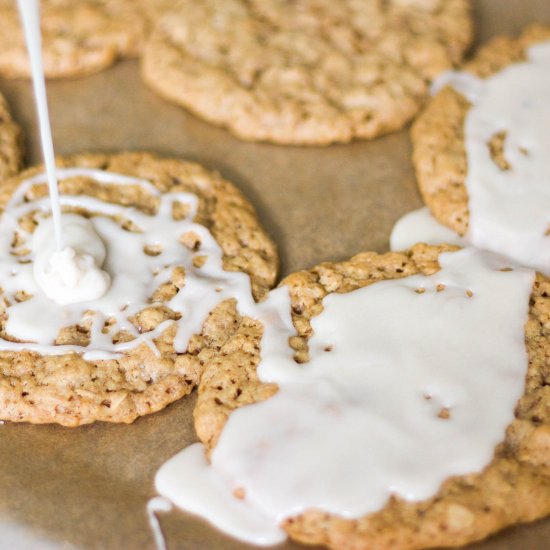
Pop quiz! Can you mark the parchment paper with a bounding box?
[0,1,549,548]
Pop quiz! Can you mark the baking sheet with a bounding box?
[0,1,549,548]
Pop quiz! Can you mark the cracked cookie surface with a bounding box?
[411,25,550,235]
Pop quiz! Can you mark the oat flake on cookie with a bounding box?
[0,152,278,426]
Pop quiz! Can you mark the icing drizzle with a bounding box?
[0,168,258,360]
[154,248,534,545]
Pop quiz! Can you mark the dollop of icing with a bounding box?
[430,40,550,276]
[32,215,111,305]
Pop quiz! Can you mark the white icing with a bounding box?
[390,207,466,251]
[430,69,484,103]
[155,444,286,546]
[0,168,260,359]
[155,248,534,545]
[32,215,111,305]
[17,0,63,250]
[435,42,550,276]
[17,1,114,311]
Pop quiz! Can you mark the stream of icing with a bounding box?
[17,0,124,309]
[11,3,543,548]
[17,0,63,250]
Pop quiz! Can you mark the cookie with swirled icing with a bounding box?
[0,152,278,426]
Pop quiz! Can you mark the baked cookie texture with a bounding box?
[0,152,278,426]
[194,244,550,550]
[135,0,181,30]
[141,0,473,145]
[411,25,550,236]
[0,92,23,180]
[0,0,147,78]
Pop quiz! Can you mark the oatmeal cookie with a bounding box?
[0,0,147,78]
[0,152,278,426]
[142,0,472,145]
[194,244,550,549]
[411,25,550,235]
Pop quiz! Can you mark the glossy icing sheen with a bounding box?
[32,215,111,304]
[434,41,550,275]
[156,248,534,545]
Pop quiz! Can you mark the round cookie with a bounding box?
[0,152,278,426]
[141,0,473,145]
[0,91,23,180]
[194,244,550,549]
[411,24,550,236]
[0,0,147,79]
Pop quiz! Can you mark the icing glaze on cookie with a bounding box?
[0,167,265,360]
[390,207,466,251]
[432,41,550,275]
[155,248,534,545]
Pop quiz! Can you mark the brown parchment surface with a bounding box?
[0,1,548,549]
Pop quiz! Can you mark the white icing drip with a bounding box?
[433,41,550,275]
[390,207,466,251]
[464,41,550,275]
[155,248,534,545]
[146,497,173,550]
[0,168,259,360]
[17,0,63,250]
[430,69,484,103]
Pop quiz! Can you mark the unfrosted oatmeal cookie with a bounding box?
[0,0,147,78]
[142,0,472,145]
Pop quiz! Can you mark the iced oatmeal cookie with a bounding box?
[0,152,278,426]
